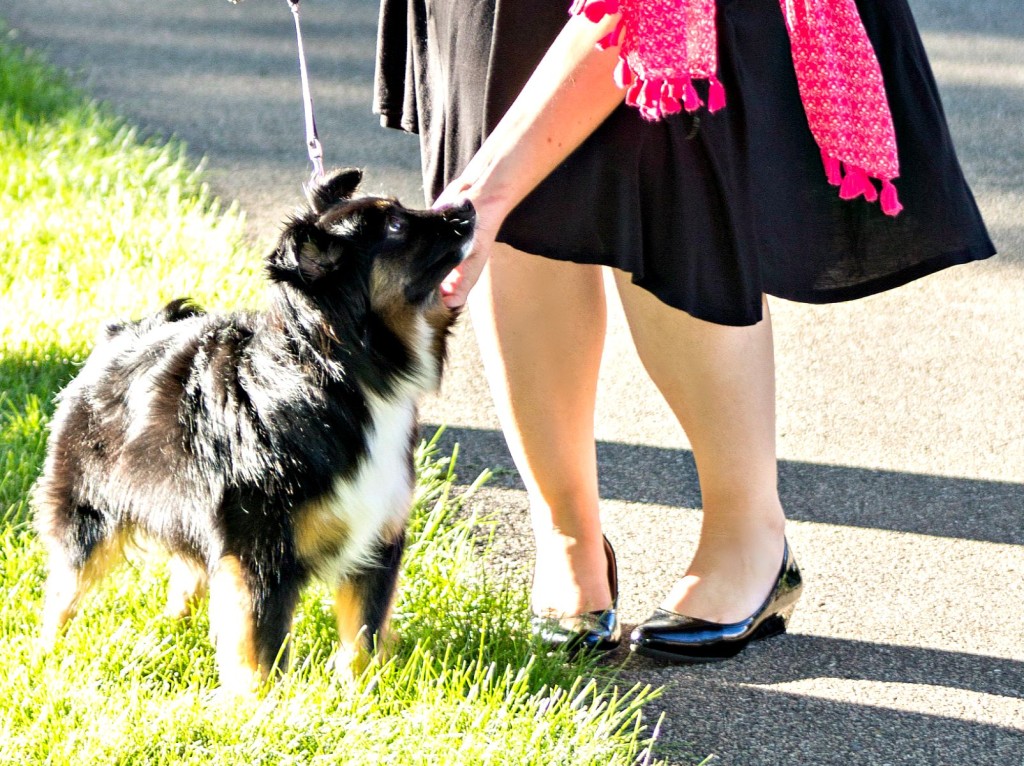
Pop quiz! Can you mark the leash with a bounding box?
[286,0,326,184]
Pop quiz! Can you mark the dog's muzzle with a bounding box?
[438,200,476,240]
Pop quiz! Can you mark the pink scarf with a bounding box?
[571,0,903,215]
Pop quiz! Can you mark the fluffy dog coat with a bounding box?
[33,168,475,693]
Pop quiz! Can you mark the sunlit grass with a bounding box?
[0,27,665,764]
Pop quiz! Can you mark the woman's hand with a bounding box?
[433,175,509,309]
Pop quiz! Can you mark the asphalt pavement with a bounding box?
[3,0,1022,763]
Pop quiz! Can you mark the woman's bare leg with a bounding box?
[614,272,787,623]
[468,243,612,616]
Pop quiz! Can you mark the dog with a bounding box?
[32,167,475,693]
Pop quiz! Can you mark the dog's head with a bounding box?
[267,168,475,316]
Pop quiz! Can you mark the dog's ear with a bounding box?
[306,168,363,214]
[267,224,340,284]
[267,231,301,284]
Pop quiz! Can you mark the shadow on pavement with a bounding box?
[629,632,1024,700]
[425,424,1024,546]
[632,657,1024,765]
[610,632,1024,764]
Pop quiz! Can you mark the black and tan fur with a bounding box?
[32,168,474,693]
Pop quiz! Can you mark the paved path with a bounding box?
[4,0,1022,762]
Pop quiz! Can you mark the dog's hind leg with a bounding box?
[208,555,261,695]
[332,531,406,680]
[163,554,208,619]
[208,554,301,695]
[36,504,126,649]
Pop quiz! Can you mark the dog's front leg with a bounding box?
[332,531,405,680]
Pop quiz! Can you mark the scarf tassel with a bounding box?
[637,78,668,120]
[831,159,903,216]
[623,74,728,120]
[625,80,642,108]
[597,17,626,50]
[613,58,633,88]
[880,179,903,216]
[822,151,843,186]
[570,0,618,23]
[660,80,683,115]
[682,78,701,112]
[707,76,726,113]
[839,165,878,203]
[624,77,660,119]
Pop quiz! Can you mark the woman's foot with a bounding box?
[630,538,801,663]
[531,533,621,654]
[660,520,787,624]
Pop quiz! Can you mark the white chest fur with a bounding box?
[302,390,417,582]
[294,313,439,582]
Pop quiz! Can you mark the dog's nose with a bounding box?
[438,200,476,233]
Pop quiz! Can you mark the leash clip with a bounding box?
[307,138,325,184]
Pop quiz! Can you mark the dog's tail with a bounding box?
[158,298,204,323]
[101,298,205,341]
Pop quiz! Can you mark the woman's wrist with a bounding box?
[467,175,515,229]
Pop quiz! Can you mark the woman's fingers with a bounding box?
[434,177,506,308]
[433,178,473,211]
[441,232,491,308]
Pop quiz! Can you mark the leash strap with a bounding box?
[287,0,326,184]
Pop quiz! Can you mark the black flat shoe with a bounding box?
[630,539,802,663]
[531,535,621,656]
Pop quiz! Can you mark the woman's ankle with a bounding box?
[531,528,613,617]
[659,512,788,623]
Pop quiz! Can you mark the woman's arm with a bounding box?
[434,12,625,307]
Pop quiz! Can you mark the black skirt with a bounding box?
[373,0,995,325]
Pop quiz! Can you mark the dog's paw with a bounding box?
[330,627,398,689]
[37,627,60,655]
[330,648,369,682]
[329,641,374,684]
[215,664,267,698]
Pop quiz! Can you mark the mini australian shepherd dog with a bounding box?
[32,168,475,694]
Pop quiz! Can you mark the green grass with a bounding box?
[0,27,665,764]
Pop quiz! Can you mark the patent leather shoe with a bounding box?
[530,535,621,655]
[630,539,802,663]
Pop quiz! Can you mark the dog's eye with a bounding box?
[387,216,407,236]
